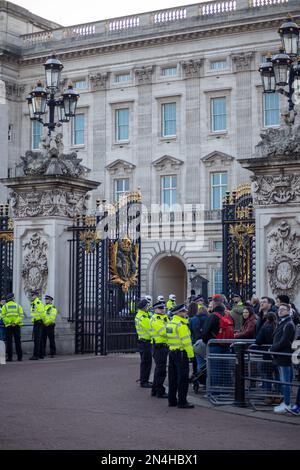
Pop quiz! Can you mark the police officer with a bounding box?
[42,295,57,358]
[135,298,152,388]
[166,304,195,408]
[30,290,45,360]
[150,301,169,398]
[166,294,176,314]
[0,293,24,362]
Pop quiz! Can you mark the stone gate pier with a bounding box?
[1,133,99,354]
[239,122,300,307]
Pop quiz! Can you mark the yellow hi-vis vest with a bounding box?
[44,304,57,326]
[166,314,194,359]
[30,298,46,323]
[1,301,24,327]
[166,300,176,311]
[135,309,152,341]
[150,313,169,344]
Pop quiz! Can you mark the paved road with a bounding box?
[0,354,299,450]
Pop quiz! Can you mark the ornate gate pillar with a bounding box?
[239,124,300,306]
[0,134,100,354]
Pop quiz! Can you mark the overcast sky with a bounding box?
[12,0,204,26]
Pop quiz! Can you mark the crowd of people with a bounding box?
[135,292,300,415]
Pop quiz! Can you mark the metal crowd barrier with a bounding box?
[205,339,300,409]
[206,339,255,405]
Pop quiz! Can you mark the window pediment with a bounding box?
[201,151,234,168]
[152,155,184,172]
[106,159,136,176]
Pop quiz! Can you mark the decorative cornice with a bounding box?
[202,151,234,163]
[231,52,254,72]
[18,17,295,66]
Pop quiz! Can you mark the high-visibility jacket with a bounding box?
[129,301,136,314]
[166,300,176,311]
[135,309,152,341]
[166,314,194,359]
[1,301,24,327]
[44,304,57,326]
[150,313,169,344]
[31,298,45,323]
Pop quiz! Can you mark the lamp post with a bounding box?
[26,54,80,136]
[259,17,300,120]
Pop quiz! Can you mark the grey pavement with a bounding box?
[0,354,299,450]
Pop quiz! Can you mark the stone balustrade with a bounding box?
[20,0,290,47]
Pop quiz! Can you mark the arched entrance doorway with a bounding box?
[153,256,187,304]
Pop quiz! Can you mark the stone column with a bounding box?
[1,134,100,354]
[239,124,300,307]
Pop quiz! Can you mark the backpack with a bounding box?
[214,312,234,340]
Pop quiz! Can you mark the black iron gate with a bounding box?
[68,192,141,355]
[222,184,256,301]
[0,204,14,299]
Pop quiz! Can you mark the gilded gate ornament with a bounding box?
[110,236,139,293]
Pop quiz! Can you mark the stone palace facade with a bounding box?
[0,0,299,302]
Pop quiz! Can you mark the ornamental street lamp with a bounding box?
[259,17,300,119]
[26,54,79,136]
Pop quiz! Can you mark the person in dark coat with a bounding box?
[234,306,256,339]
[189,306,209,373]
[255,312,277,402]
[256,297,273,335]
[251,295,260,316]
[270,304,295,413]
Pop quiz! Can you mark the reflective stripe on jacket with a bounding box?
[30,298,45,323]
[1,301,24,327]
[135,309,152,341]
[166,314,194,359]
[44,304,57,326]
[150,313,169,344]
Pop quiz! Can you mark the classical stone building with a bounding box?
[0,0,299,302]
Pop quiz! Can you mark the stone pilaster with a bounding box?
[239,123,300,306]
[183,59,203,204]
[0,81,8,201]
[232,52,254,160]
[1,135,100,354]
[134,66,154,208]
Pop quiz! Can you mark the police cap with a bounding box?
[170,303,188,314]
[153,301,165,310]
[137,299,148,310]
[6,293,15,301]
[45,294,54,301]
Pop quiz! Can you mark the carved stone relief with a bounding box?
[254,125,300,160]
[89,73,109,91]
[10,189,89,218]
[134,66,154,84]
[267,220,300,300]
[182,59,203,78]
[252,174,300,205]
[231,52,253,72]
[22,232,48,298]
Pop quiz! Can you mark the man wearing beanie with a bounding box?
[135,298,153,388]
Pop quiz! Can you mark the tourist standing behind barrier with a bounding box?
[256,297,273,335]
[251,295,260,316]
[255,312,278,403]
[230,293,244,332]
[0,293,24,362]
[234,306,256,339]
[30,290,46,360]
[189,304,209,373]
[270,304,295,414]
